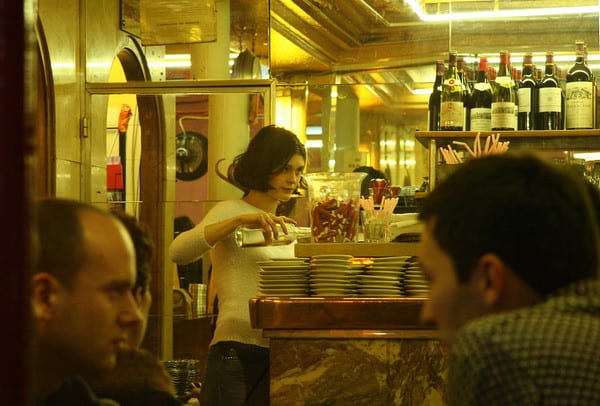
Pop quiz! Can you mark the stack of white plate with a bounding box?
[308,254,364,297]
[358,256,411,297]
[257,258,310,297]
[402,264,430,297]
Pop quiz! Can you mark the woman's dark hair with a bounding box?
[353,166,388,198]
[232,125,306,194]
[110,209,154,293]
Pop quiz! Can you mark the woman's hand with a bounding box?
[202,213,297,247]
[236,213,297,245]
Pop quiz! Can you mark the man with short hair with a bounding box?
[418,153,600,405]
[31,199,143,405]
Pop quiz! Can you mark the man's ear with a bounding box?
[132,285,144,307]
[32,273,61,323]
[471,253,508,308]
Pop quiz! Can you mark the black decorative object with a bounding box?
[176,131,208,181]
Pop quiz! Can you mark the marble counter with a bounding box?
[250,297,447,405]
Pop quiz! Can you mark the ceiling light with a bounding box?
[306,139,323,148]
[404,0,599,22]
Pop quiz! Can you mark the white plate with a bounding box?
[405,291,429,297]
[403,281,429,287]
[269,257,309,261]
[402,273,426,280]
[404,266,422,271]
[311,254,353,260]
[403,275,425,282]
[311,289,356,296]
[259,270,307,277]
[368,262,409,268]
[371,256,412,262]
[259,283,308,290]
[309,267,357,274]
[403,270,425,278]
[365,271,403,279]
[311,281,354,288]
[259,288,308,296]
[309,258,351,264]
[259,265,310,270]
[258,279,307,285]
[310,274,351,280]
[358,274,400,281]
[403,282,429,290]
[310,263,353,270]
[257,260,308,267]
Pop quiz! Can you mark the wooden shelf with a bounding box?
[415,130,600,150]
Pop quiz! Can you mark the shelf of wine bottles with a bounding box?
[415,130,600,150]
[428,42,597,132]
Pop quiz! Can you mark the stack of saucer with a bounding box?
[257,258,310,297]
[401,263,430,297]
[358,256,410,296]
[308,254,364,297]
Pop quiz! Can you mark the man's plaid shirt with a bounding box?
[448,279,600,405]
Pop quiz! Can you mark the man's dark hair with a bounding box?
[419,153,600,297]
[34,199,105,288]
[232,125,306,194]
[110,209,154,293]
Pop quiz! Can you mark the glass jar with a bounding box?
[303,172,367,243]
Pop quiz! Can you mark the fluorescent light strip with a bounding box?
[405,1,599,22]
[306,139,323,148]
[573,152,600,161]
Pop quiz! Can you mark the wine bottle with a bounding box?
[537,52,564,130]
[469,56,492,131]
[440,51,465,131]
[517,53,538,130]
[566,40,595,129]
[491,50,516,131]
[428,60,445,131]
[512,67,521,130]
[458,56,472,130]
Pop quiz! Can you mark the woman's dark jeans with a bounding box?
[199,341,269,406]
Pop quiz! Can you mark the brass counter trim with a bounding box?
[250,297,429,331]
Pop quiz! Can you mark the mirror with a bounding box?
[87,80,273,355]
[270,0,600,186]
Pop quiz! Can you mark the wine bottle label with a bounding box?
[470,108,492,131]
[440,101,464,128]
[473,82,491,91]
[491,102,515,129]
[566,81,594,129]
[538,88,563,113]
[495,76,513,88]
[443,78,463,93]
[517,88,532,113]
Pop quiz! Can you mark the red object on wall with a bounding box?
[107,163,124,190]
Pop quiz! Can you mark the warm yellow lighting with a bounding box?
[411,88,433,95]
[573,152,600,161]
[306,139,324,148]
[406,0,599,21]
[275,96,292,129]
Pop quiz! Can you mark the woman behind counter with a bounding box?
[169,125,306,405]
